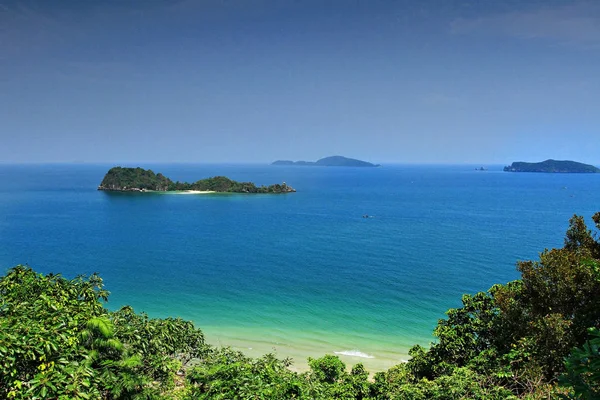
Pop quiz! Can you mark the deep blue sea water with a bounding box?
[1,163,598,371]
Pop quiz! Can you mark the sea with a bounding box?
[1,163,598,372]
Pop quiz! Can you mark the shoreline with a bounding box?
[98,188,217,194]
[167,190,217,194]
[201,327,415,374]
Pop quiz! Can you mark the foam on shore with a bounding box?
[334,350,375,359]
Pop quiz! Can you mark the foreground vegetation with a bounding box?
[98,167,295,193]
[1,213,599,399]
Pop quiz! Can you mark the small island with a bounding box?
[503,159,600,173]
[98,167,296,193]
[272,155,380,167]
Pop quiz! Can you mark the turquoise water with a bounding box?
[1,164,599,371]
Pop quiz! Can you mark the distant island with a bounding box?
[98,167,296,193]
[272,155,380,167]
[503,159,600,173]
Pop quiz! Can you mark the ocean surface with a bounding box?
[1,163,599,372]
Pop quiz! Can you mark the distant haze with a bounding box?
[1,0,599,164]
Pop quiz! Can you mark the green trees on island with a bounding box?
[99,167,172,191]
[503,160,600,173]
[169,176,295,194]
[98,167,296,193]
[1,213,600,398]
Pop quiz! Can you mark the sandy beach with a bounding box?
[201,326,413,374]
[168,190,216,194]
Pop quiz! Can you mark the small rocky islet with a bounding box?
[97,167,296,193]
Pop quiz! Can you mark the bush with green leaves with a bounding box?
[560,327,600,399]
[394,213,600,398]
[0,266,208,399]
[185,348,304,399]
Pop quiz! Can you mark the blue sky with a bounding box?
[1,0,599,164]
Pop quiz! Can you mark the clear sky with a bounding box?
[1,0,599,164]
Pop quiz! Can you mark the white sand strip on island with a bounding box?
[168,190,216,194]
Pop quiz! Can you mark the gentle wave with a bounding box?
[334,350,375,359]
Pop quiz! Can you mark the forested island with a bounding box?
[98,167,296,193]
[504,159,600,173]
[1,213,599,398]
[272,155,380,167]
